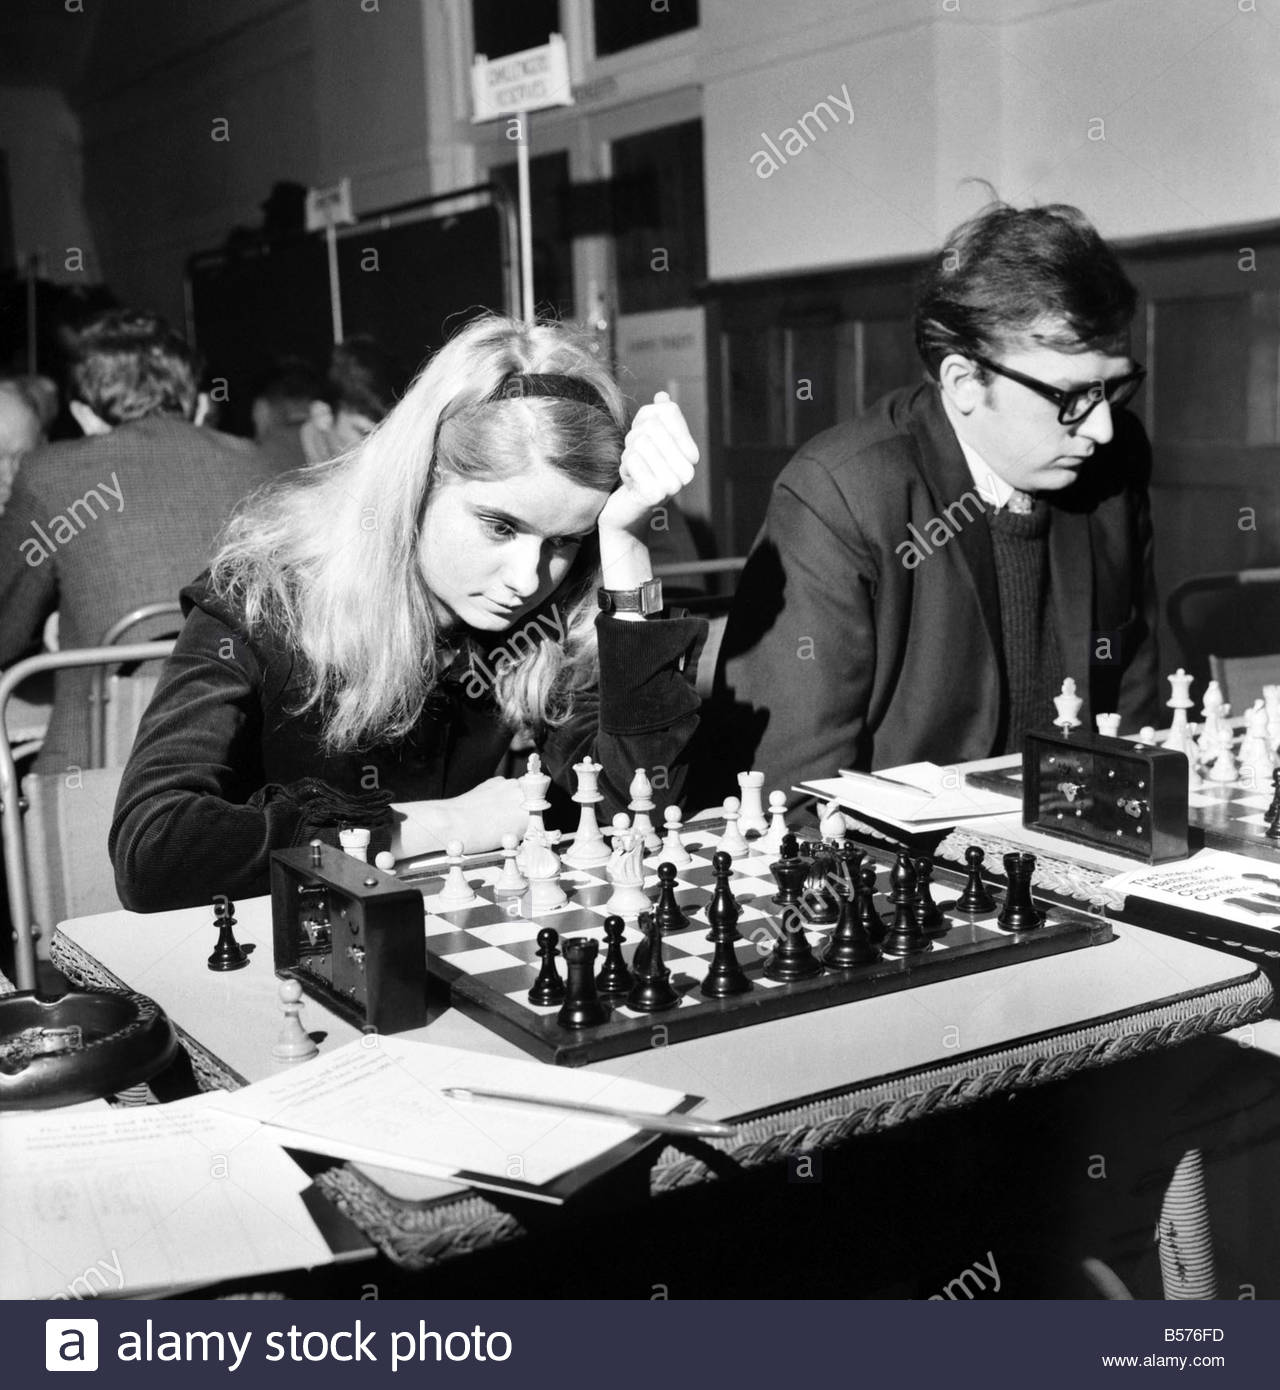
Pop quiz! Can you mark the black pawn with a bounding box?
[208,897,248,971]
[764,904,823,982]
[528,927,567,1005]
[912,856,947,938]
[704,849,741,940]
[956,845,996,913]
[702,854,752,998]
[557,938,607,1029]
[627,913,680,1013]
[882,852,931,956]
[822,874,881,970]
[997,852,1044,931]
[595,915,633,996]
[653,862,689,933]
[853,861,887,945]
[801,841,840,926]
[770,833,809,910]
[1266,770,1280,839]
[834,841,866,897]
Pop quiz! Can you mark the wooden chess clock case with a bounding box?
[1022,728,1190,864]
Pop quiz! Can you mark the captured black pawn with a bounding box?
[653,862,689,933]
[528,926,567,1005]
[595,915,633,996]
[956,845,996,913]
[997,852,1044,931]
[627,912,680,1012]
[881,852,930,956]
[702,852,752,998]
[557,938,607,1029]
[822,869,881,970]
[912,855,947,938]
[208,896,248,971]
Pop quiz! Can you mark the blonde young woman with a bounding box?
[110,316,704,911]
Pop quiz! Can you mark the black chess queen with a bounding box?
[110,315,705,911]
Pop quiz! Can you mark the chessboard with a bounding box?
[966,748,1280,864]
[399,823,1114,1066]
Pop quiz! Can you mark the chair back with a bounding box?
[1167,568,1280,704]
[1,643,174,990]
[89,602,184,767]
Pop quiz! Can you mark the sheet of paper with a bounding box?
[800,761,1016,830]
[207,1037,688,1201]
[0,1095,341,1300]
[1105,849,1280,928]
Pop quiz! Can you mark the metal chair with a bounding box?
[1167,568,1280,710]
[88,602,184,768]
[1,643,174,990]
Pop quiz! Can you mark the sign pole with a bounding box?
[305,177,354,346]
[516,116,534,324]
[325,220,344,344]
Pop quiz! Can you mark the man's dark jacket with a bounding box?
[711,383,1160,795]
[0,416,277,773]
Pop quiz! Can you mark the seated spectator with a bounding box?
[250,356,323,472]
[0,377,45,514]
[0,309,278,774]
[300,334,411,463]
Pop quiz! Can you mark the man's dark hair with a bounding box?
[66,309,202,424]
[325,335,409,421]
[252,356,323,423]
[914,202,1138,379]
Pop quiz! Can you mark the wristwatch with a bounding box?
[597,578,663,616]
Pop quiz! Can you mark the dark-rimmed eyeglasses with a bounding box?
[972,355,1146,426]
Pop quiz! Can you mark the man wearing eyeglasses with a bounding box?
[711,201,1159,794]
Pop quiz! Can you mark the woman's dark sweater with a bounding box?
[109,579,706,911]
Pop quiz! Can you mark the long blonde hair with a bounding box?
[211,315,626,750]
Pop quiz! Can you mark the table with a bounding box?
[50,884,1271,1292]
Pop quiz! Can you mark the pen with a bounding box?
[440,1086,736,1138]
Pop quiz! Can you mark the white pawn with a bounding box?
[737,771,767,836]
[374,850,398,874]
[1137,726,1157,744]
[522,836,567,913]
[628,768,662,853]
[1094,713,1121,738]
[272,978,319,1062]
[495,832,528,894]
[657,805,693,868]
[716,796,749,858]
[338,827,370,862]
[437,839,480,908]
[758,791,789,857]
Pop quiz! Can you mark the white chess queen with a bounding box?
[110,316,705,912]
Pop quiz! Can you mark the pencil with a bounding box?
[440,1086,735,1138]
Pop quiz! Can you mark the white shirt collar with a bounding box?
[955,434,1018,511]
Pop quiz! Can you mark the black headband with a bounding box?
[488,372,608,411]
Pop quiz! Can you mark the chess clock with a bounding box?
[1022,728,1190,864]
[271,842,429,1034]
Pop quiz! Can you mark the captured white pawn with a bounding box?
[716,796,749,858]
[657,804,693,868]
[437,839,480,908]
[374,850,397,874]
[495,832,528,894]
[522,836,567,913]
[758,791,789,858]
[272,978,319,1062]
